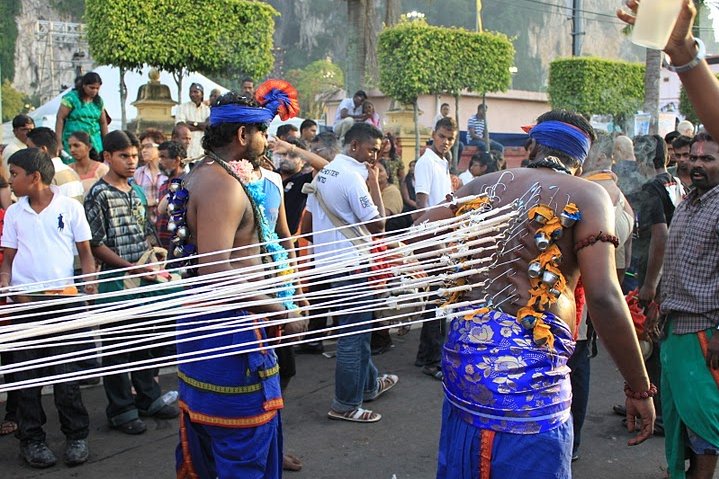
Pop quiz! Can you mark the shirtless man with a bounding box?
[419,110,655,479]
[173,91,303,479]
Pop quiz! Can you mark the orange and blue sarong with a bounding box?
[437,308,575,479]
[175,309,283,479]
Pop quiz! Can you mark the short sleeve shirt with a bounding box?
[1,187,91,289]
[306,154,379,267]
[414,148,451,207]
[84,179,149,267]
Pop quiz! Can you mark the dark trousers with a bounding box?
[568,339,591,453]
[302,279,333,346]
[1,350,18,422]
[13,345,89,444]
[102,331,163,426]
[646,340,662,420]
[415,290,445,367]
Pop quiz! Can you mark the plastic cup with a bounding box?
[631,0,684,50]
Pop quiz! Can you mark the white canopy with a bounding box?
[28,65,229,132]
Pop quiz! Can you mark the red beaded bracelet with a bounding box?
[624,382,658,400]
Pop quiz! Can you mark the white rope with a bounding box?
[0,193,521,390]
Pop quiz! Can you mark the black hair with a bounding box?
[691,130,715,146]
[300,119,318,132]
[435,116,458,132]
[12,114,34,129]
[201,91,265,151]
[8,148,55,185]
[103,130,140,154]
[77,72,103,106]
[343,122,383,146]
[276,124,299,138]
[533,110,596,169]
[469,151,499,174]
[68,131,100,161]
[382,132,398,161]
[310,131,340,156]
[27,127,59,157]
[158,140,187,160]
[354,90,367,100]
[378,158,394,184]
[242,77,254,85]
[672,134,693,151]
[664,130,680,145]
[440,103,450,108]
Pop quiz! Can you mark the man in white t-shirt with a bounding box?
[175,83,210,159]
[2,114,34,168]
[333,90,368,142]
[304,122,399,423]
[412,116,458,380]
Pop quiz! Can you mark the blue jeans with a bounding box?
[468,138,504,153]
[330,275,379,412]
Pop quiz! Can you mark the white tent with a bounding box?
[29,65,229,132]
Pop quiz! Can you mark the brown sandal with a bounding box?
[0,420,17,436]
[327,407,382,423]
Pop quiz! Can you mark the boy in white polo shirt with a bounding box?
[0,148,96,469]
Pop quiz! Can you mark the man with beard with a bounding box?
[671,135,693,190]
[413,116,458,381]
[659,131,719,479]
[173,88,303,478]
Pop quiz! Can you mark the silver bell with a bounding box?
[560,211,577,228]
[520,315,538,330]
[174,246,184,257]
[534,232,550,251]
[177,226,188,239]
[167,221,177,232]
[528,261,543,279]
[167,202,176,213]
[169,181,180,193]
[541,270,560,287]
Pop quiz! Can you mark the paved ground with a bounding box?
[0,328,706,478]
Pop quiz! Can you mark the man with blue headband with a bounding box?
[172,86,300,479]
[415,110,656,479]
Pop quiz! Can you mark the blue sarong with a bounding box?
[438,307,575,478]
[175,309,283,478]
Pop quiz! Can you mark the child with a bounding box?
[84,130,178,436]
[0,148,96,468]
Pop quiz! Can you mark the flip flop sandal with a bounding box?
[0,420,17,436]
[422,365,444,381]
[365,374,399,402]
[327,407,382,423]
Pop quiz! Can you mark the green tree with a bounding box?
[86,0,277,127]
[2,79,28,122]
[0,1,21,84]
[378,17,514,156]
[286,59,344,120]
[548,57,645,127]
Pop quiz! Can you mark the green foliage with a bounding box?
[0,0,21,83]
[548,57,644,121]
[679,73,719,124]
[2,79,28,122]
[86,0,277,79]
[286,59,344,119]
[378,19,514,104]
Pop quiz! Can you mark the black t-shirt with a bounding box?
[627,175,669,285]
[282,171,313,234]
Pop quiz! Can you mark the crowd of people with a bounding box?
[0,1,716,478]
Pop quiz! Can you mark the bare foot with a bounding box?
[282,453,302,472]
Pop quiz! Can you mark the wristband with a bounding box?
[663,38,706,74]
[624,382,658,400]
